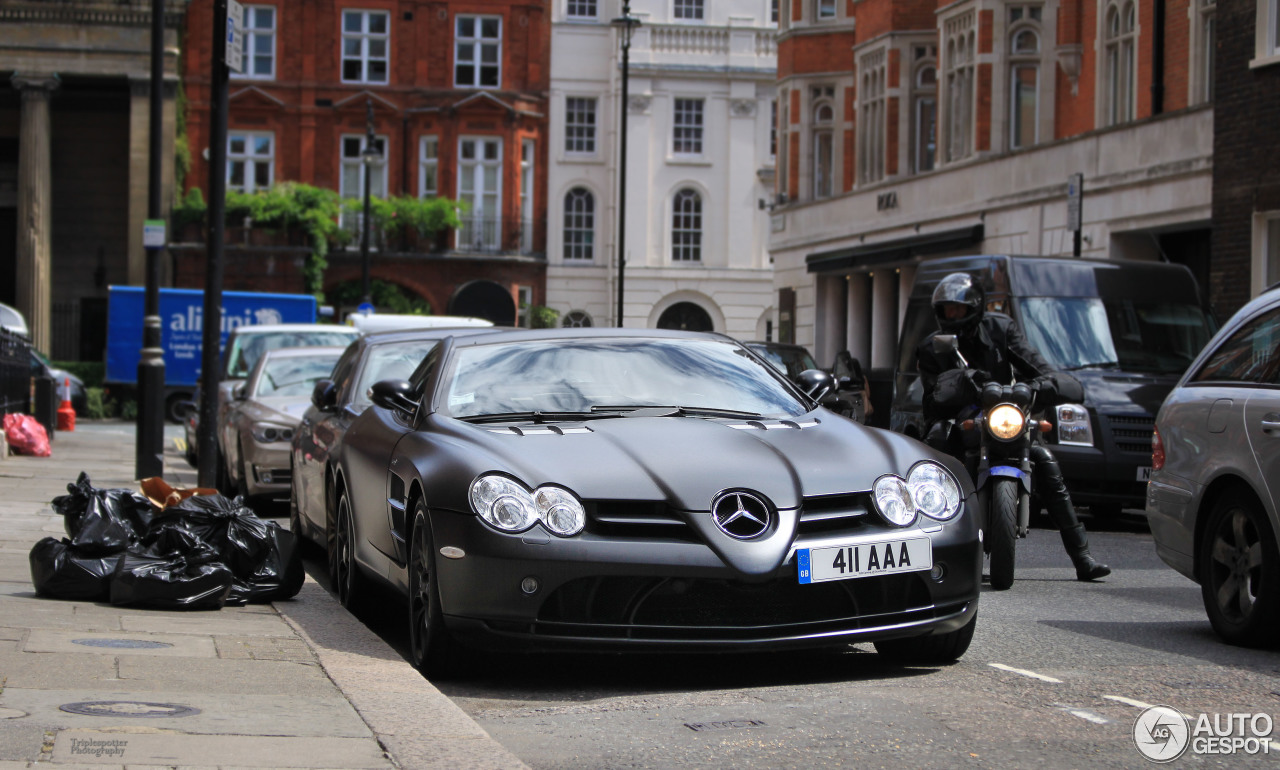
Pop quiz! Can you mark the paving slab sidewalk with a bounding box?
[0,420,526,770]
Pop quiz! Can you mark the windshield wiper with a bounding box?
[588,404,764,420]
[459,411,611,424]
[1064,361,1121,371]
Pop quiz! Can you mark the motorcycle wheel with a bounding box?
[988,478,1019,591]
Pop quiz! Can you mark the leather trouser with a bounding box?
[1029,444,1079,530]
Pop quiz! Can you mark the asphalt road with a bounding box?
[290,506,1280,769]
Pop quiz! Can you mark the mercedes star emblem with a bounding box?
[711,491,772,540]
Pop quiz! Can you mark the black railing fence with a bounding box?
[0,327,32,417]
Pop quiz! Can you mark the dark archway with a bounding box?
[449,280,516,326]
[657,301,713,332]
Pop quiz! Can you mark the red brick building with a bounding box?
[181,0,551,323]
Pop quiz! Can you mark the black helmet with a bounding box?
[932,272,984,335]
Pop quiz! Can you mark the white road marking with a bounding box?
[1103,696,1193,721]
[1064,708,1110,725]
[988,663,1063,683]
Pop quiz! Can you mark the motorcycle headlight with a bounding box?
[469,474,585,536]
[987,404,1026,440]
[907,462,962,521]
[251,422,294,444]
[872,461,963,526]
[1056,404,1094,446]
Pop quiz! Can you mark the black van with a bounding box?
[891,255,1216,516]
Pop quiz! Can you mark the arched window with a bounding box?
[671,188,702,262]
[561,310,593,327]
[858,50,886,184]
[562,187,594,260]
[912,45,937,173]
[944,13,976,163]
[657,302,713,331]
[1009,22,1041,149]
[1105,1,1137,125]
[812,102,834,198]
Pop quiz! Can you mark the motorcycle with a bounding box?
[929,335,1054,590]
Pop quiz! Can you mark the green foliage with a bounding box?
[173,187,206,229]
[328,280,431,315]
[119,399,138,421]
[527,305,560,329]
[86,387,133,420]
[219,183,343,298]
[342,195,463,241]
[174,134,191,194]
[52,361,104,389]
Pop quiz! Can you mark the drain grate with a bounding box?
[684,719,768,732]
[59,701,200,718]
[72,639,173,650]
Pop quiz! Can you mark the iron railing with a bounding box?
[0,327,32,417]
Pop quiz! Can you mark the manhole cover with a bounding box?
[72,639,173,650]
[59,701,200,718]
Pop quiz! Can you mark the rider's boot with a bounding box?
[1059,521,1111,581]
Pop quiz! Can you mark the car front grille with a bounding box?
[585,493,876,542]
[1101,413,1155,454]
[524,571,936,641]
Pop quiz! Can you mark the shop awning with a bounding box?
[805,224,985,273]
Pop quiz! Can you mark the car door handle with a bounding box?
[1262,413,1280,432]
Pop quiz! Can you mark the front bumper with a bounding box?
[1052,443,1150,509]
[241,441,292,498]
[429,506,982,654]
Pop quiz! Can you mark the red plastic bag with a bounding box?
[4,413,51,457]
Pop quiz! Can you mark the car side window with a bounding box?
[1191,306,1280,385]
[328,347,360,403]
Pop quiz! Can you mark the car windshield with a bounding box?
[254,354,342,398]
[749,345,818,378]
[1020,297,1215,375]
[225,331,356,378]
[353,340,440,409]
[441,338,806,419]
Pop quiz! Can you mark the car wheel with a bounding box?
[987,478,1019,591]
[235,440,251,502]
[1199,490,1280,648]
[331,488,366,609]
[408,500,467,678]
[289,455,305,542]
[874,611,977,665]
[164,394,187,424]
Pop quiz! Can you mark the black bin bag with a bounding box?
[109,549,234,611]
[225,522,305,605]
[52,472,153,555]
[29,537,120,602]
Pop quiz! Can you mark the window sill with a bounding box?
[667,155,712,166]
[1249,52,1280,70]
[559,154,603,165]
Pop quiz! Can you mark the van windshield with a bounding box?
[1020,297,1214,375]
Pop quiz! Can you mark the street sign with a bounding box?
[357,302,375,316]
[226,0,245,73]
[143,219,166,249]
[1066,173,1083,232]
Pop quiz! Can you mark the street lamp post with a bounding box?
[611,1,640,327]
[360,98,377,308]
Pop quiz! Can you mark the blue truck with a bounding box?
[106,286,317,422]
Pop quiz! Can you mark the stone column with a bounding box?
[12,74,59,354]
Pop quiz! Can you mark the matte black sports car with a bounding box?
[319,328,981,676]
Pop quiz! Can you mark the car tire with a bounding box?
[1199,489,1280,648]
[331,487,367,610]
[873,611,977,665]
[289,455,306,543]
[235,440,251,503]
[408,500,467,678]
[164,394,188,424]
[987,478,1018,591]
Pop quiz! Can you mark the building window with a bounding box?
[770,99,778,158]
[1104,1,1137,126]
[341,10,389,84]
[567,0,597,20]
[772,0,779,24]
[419,136,438,198]
[858,51,886,184]
[520,139,534,253]
[238,5,276,79]
[812,102,834,198]
[340,133,386,237]
[1266,0,1280,58]
[672,188,702,262]
[562,310,593,327]
[563,187,594,260]
[817,0,836,20]
[456,16,502,88]
[565,97,597,154]
[1010,26,1040,149]
[912,46,937,173]
[457,137,502,250]
[1194,0,1216,102]
[1265,214,1280,286]
[944,14,976,162]
[673,98,704,155]
[777,92,789,201]
[674,0,704,21]
[227,131,273,192]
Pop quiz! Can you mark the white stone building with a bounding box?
[546,0,779,339]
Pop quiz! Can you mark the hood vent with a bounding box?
[486,425,594,436]
[726,418,820,431]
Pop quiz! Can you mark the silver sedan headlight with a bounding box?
[469,474,586,536]
[251,422,294,444]
[872,461,963,526]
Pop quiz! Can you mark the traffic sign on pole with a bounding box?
[226,0,244,73]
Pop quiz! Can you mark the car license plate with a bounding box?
[797,537,932,584]
[1137,466,1152,482]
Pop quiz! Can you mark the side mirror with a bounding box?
[369,378,417,414]
[311,379,337,411]
[932,334,960,356]
[795,369,835,402]
[233,383,248,400]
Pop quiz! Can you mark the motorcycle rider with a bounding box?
[915,272,1111,582]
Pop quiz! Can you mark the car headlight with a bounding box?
[251,422,294,444]
[872,461,963,526]
[986,404,1025,440]
[469,474,586,536]
[1056,404,1094,446]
